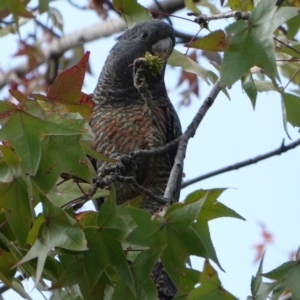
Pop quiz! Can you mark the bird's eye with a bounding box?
[141,32,148,38]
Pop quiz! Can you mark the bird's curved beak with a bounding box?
[151,37,173,60]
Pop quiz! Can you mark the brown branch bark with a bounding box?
[0,0,186,90]
[181,138,300,189]
[164,80,221,203]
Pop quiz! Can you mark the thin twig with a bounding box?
[181,139,300,189]
[164,80,221,203]
[34,19,61,38]
[191,11,251,26]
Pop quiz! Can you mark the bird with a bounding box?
[90,19,182,214]
[90,19,182,299]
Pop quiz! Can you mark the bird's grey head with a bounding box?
[99,20,175,87]
[117,19,175,60]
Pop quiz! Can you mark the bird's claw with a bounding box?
[133,58,148,89]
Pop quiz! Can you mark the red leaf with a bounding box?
[47,51,90,103]
[13,42,40,70]
[9,89,27,103]
[253,243,265,264]
[47,52,92,118]
[79,93,94,109]
[262,228,273,243]
[88,0,108,18]
[176,51,199,106]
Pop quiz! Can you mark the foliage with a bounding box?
[0,0,300,299]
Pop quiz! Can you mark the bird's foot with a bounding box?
[133,58,149,89]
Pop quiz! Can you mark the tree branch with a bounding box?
[192,11,250,26]
[164,80,221,203]
[182,138,300,189]
[0,0,186,90]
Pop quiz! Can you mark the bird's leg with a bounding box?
[133,58,153,116]
[95,154,136,189]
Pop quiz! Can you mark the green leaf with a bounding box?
[26,214,45,245]
[0,145,21,180]
[17,195,87,284]
[113,0,152,28]
[278,43,300,59]
[242,72,257,108]
[168,49,215,84]
[187,189,245,222]
[38,0,48,13]
[0,109,85,176]
[0,112,43,175]
[229,0,254,11]
[76,211,98,228]
[0,248,17,281]
[179,268,201,294]
[161,199,208,286]
[262,259,300,298]
[185,30,229,52]
[82,196,134,294]
[113,280,136,300]
[186,189,244,270]
[4,0,33,32]
[220,0,299,87]
[126,207,165,248]
[48,7,64,32]
[187,260,238,300]
[131,248,162,299]
[282,93,300,127]
[249,252,279,300]
[32,134,94,193]
[254,80,278,92]
[81,141,115,163]
[51,255,84,289]
[0,178,32,248]
[286,14,300,40]
[0,101,18,124]
[184,0,201,13]
[0,275,34,300]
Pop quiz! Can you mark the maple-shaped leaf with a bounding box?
[0,101,19,125]
[248,252,279,300]
[82,191,134,295]
[113,0,152,28]
[242,72,258,108]
[0,108,86,176]
[0,145,20,182]
[186,260,238,300]
[0,178,32,248]
[282,92,300,127]
[88,0,109,19]
[262,255,300,299]
[1,0,33,31]
[161,198,207,288]
[229,0,254,11]
[47,52,94,118]
[17,195,87,285]
[168,49,213,84]
[220,0,299,87]
[185,30,229,52]
[32,134,95,193]
[13,42,41,70]
[127,199,207,288]
[184,189,244,271]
